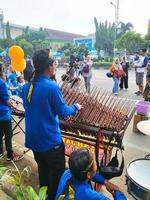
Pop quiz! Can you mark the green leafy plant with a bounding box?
[0,162,47,200]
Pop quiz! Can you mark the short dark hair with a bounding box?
[69,148,93,181]
[33,50,54,74]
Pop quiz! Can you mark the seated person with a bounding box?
[55,148,126,200]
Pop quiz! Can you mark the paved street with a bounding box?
[13,68,150,200]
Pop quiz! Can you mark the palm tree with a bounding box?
[94,18,115,56]
[117,22,133,38]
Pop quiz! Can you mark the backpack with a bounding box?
[83,64,90,73]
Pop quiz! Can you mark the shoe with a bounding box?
[6,153,24,162]
[134,91,140,95]
[114,93,118,96]
[137,93,143,96]
[136,91,142,96]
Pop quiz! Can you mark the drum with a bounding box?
[126,158,150,200]
[10,95,25,115]
[137,120,150,136]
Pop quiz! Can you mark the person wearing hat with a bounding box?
[110,58,126,95]
[22,49,82,200]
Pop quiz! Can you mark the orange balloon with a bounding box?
[9,45,24,62]
[11,59,26,72]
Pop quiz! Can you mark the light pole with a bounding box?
[0,8,4,39]
[110,0,119,57]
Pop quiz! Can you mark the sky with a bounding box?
[0,0,150,36]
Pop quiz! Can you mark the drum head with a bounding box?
[127,159,150,190]
[10,95,23,104]
[137,120,150,136]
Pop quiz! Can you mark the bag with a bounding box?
[83,64,90,73]
[99,149,124,180]
[116,69,124,78]
[106,72,113,78]
[95,131,124,180]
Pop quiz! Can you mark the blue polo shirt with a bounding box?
[0,78,11,121]
[55,170,108,200]
[56,170,127,200]
[22,75,79,152]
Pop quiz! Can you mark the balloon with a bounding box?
[9,45,24,62]
[11,59,26,72]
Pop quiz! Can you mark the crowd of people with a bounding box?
[0,49,128,200]
[107,48,150,98]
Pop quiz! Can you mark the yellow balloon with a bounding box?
[9,45,24,62]
[11,59,26,72]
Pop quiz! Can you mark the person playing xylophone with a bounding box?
[22,49,82,200]
[0,63,24,161]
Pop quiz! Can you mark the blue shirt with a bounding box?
[55,170,108,200]
[55,170,127,200]
[142,56,148,68]
[0,78,11,121]
[22,75,79,152]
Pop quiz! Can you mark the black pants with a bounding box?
[0,120,13,158]
[33,143,65,200]
[120,73,128,89]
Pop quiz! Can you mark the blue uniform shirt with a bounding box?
[55,170,127,200]
[0,78,11,121]
[55,169,108,200]
[22,75,79,152]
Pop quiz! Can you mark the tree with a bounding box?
[18,39,33,55]
[16,28,48,43]
[0,46,4,53]
[144,33,150,50]
[6,21,11,39]
[116,31,144,53]
[60,43,88,57]
[117,22,133,39]
[0,38,14,48]
[94,18,115,56]
[23,26,30,35]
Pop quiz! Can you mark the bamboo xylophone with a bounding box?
[11,80,135,148]
[59,81,135,147]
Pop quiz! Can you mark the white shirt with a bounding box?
[135,56,145,73]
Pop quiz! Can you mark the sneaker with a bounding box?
[6,153,24,162]
[136,91,142,96]
[138,93,143,96]
[114,93,118,96]
[134,91,140,95]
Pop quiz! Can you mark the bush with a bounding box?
[93,61,112,68]
[104,57,113,62]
